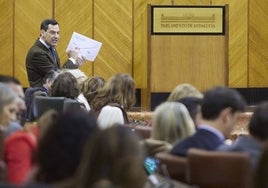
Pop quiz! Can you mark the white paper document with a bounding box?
[66,32,102,62]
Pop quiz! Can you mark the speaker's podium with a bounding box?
[142,5,228,110]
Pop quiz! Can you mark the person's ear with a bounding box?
[221,107,232,123]
[40,29,45,36]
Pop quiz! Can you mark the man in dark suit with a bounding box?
[26,19,85,87]
[218,101,268,168]
[171,86,246,156]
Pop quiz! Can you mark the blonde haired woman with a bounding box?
[144,101,196,156]
[167,83,203,102]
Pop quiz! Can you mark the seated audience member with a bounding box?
[24,70,59,122]
[91,73,136,129]
[50,72,85,110]
[166,83,203,102]
[178,96,203,129]
[0,83,21,181]
[0,83,21,130]
[62,69,90,111]
[0,75,24,100]
[50,72,79,99]
[30,109,99,185]
[72,125,147,188]
[255,141,268,188]
[143,102,196,156]
[218,101,268,168]
[4,110,58,185]
[5,123,38,185]
[79,76,105,110]
[171,86,246,156]
[0,75,25,136]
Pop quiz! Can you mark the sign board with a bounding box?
[151,5,225,35]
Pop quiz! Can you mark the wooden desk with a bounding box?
[127,112,252,138]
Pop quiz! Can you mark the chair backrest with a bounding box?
[155,152,188,183]
[132,126,152,139]
[187,148,254,188]
[63,98,85,112]
[32,96,65,120]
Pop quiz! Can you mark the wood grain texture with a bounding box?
[137,0,170,109]
[14,0,52,87]
[0,0,13,76]
[249,0,268,87]
[55,0,93,77]
[174,0,212,5]
[214,0,248,88]
[93,0,133,80]
[133,0,148,89]
[150,36,227,92]
[133,0,170,89]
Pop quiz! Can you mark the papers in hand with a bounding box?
[66,32,102,62]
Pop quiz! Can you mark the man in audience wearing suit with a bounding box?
[26,19,86,87]
[171,86,246,156]
[218,101,268,168]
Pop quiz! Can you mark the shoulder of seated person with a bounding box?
[145,138,170,145]
[102,105,122,110]
[33,90,47,97]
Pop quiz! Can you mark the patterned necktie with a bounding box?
[49,47,57,62]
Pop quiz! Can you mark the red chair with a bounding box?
[132,126,152,139]
[187,148,254,188]
[155,152,188,183]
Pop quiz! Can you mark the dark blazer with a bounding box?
[171,128,224,157]
[26,39,78,87]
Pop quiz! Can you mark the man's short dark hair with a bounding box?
[40,19,59,31]
[249,101,268,141]
[201,86,246,120]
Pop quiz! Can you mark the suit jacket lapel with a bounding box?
[36,40,60,67]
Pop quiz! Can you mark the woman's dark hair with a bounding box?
[50,72,80,99]
[35,109,99,183]
[249,101,268,141]
[74,125,147,188]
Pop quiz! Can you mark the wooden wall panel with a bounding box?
[93,0,133,80]
[133,0,149,89]
[214,0,248,88]
[249,0,268,87]
[14,0,52,87]
[174,0,212,5]
[134,0,170,109]
[133,0,170,89]
[0,0,13,76]
[55,0,93,77]
[148,0,171,5]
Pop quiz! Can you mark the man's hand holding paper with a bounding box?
[66,32,102,62]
